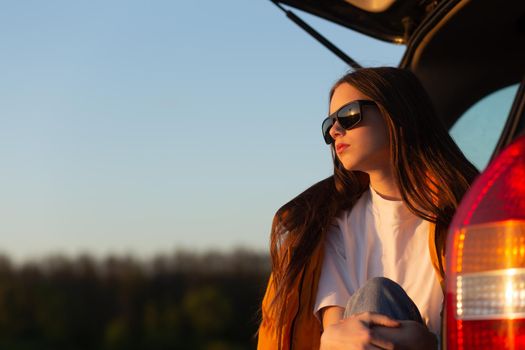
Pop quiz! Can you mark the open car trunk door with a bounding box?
[275,0,434,44]
[275,0,525,146]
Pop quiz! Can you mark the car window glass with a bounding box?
[450,84,519,171]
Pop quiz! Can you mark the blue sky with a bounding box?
[0,1,515,261]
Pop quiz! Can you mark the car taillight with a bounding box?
[446,134,525,349]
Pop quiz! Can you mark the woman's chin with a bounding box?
[340,160,366,173]
[341,162,357,171]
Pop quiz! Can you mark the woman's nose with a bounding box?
[329,120,345,141]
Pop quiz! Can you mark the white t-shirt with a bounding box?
[314,186,443,336]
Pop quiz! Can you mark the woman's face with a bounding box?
[329,83,390,173]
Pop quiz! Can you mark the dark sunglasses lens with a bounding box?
[322,118,334,144]
[322,101,367,144]
[338,103,361,129]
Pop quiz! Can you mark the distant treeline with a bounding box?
[0,249,271,350]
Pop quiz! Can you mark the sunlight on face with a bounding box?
[328,83,390,173]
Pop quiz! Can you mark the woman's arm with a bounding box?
[321,306,345,329]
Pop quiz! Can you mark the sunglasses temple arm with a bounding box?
[269,0,362,70]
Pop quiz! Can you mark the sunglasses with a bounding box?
[321,100,377,144]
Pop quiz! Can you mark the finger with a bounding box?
[358,312,401,328]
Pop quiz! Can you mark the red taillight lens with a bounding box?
[446,135,525,350]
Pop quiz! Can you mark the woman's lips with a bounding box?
[336,143,349,153]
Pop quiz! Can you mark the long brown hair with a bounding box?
[267,67,479,334]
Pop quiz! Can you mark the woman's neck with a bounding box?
[367,168,401,201]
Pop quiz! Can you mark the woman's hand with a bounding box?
[320,312,437,350]
[372,320,438,350]
[320,312,400,350]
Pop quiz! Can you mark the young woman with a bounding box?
[257,67,478,349]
